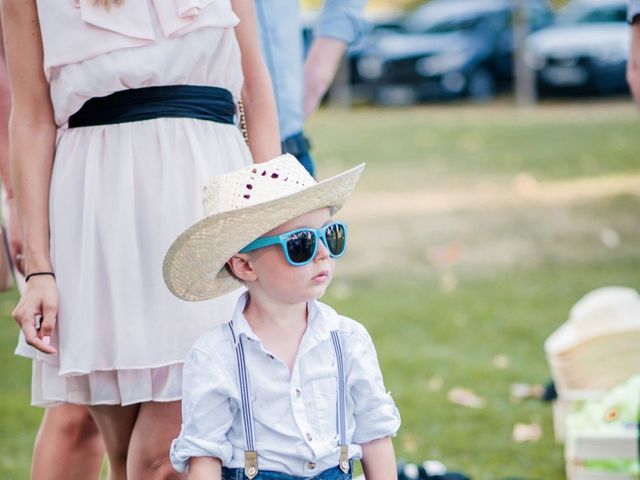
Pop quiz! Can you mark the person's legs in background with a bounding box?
[281,132,315,177]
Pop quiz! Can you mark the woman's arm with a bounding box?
[361,436,398,480]
[0,21,24,274]
[231,0,281,163]
[2,0,59,353]
[188,456,222,480]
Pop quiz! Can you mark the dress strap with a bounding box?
[228,322,259,479]
[329,330,350,474]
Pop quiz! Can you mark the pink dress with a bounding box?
[15,0,251,406]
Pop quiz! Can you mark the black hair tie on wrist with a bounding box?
[25,272,56,283]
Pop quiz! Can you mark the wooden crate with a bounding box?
[553,389,606,443]
[565,430,638,480]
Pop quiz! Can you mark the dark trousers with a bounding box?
[281,132,314,177]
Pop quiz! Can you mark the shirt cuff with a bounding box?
[352,393,401,444]
[314,10,370,45]
[628,1,640,23]
[169,436,233,473]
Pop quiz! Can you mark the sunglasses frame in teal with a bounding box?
[239,221,348,266]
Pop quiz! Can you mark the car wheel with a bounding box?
[466,67,496,102]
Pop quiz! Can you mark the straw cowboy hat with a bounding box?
[163,154,365,302]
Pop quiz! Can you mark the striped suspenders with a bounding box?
[228,323,259,479]
[330,330,350,474]
[228,323,350,479]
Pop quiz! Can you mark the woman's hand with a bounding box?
[12,274,58,354]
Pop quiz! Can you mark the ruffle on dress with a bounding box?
[32,360,183,406]
[36,0,239,76]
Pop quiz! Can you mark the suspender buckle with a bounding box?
[244,450,259,479]
[339,444,349,473]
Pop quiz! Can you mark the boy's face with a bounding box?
[243,208,336,304]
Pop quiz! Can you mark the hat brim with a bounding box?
[163,163,365,301]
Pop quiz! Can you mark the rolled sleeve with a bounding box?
[629,0,640,23]
[170,347,235,472]
[314,0,369,45]
[346,324,401,444]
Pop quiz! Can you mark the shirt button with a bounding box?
[295,388,301,398]
[308,462,316,470]
[305,432,313,442]
[266,353,274,360]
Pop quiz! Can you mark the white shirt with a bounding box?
[170,292,401,476]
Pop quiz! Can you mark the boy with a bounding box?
[164,154,400,480]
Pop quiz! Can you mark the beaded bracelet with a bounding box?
[25,271,56,283]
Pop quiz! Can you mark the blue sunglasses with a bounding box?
[239,221,348,266]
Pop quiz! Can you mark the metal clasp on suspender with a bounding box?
[244,450,258,479]
[339,445,349,474]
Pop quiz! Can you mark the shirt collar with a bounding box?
[229,291,259,344]
[229,292,341,347]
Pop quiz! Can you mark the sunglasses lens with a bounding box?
[286,230,316,264]
[325,223,346,257]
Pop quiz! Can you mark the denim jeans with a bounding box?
[221,466,352,480]
[281,132,315,177]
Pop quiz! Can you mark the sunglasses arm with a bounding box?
[239,235,282,254]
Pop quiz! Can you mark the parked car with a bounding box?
[525,0,629,95]
[353,0,554,105]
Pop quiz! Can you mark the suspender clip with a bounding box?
[244,450,258,479]
[339,444,349,473]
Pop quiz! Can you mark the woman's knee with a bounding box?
[41,404,102,450]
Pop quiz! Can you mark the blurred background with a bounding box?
[303,0,630,105]
[1,0,639,478]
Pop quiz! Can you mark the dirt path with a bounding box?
[334,173,640,278]
[341,174,640,220]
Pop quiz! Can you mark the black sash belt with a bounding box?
[68,85,236,128]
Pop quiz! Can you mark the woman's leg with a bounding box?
[127,401,185,480]
[31,404,105,480]
[88,404,140,480]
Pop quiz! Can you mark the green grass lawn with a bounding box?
[1,101,639,479]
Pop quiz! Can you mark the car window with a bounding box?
[409,11,508,34]
[557,2,627,24]
[402,1,507,34]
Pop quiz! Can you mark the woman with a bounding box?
[3,0,280,478]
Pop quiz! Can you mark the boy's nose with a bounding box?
[315,239,330,261]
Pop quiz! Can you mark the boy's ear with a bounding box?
[227,254,257,282]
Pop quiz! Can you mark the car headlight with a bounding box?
[357,57,385,80]
[415,50,472,76]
